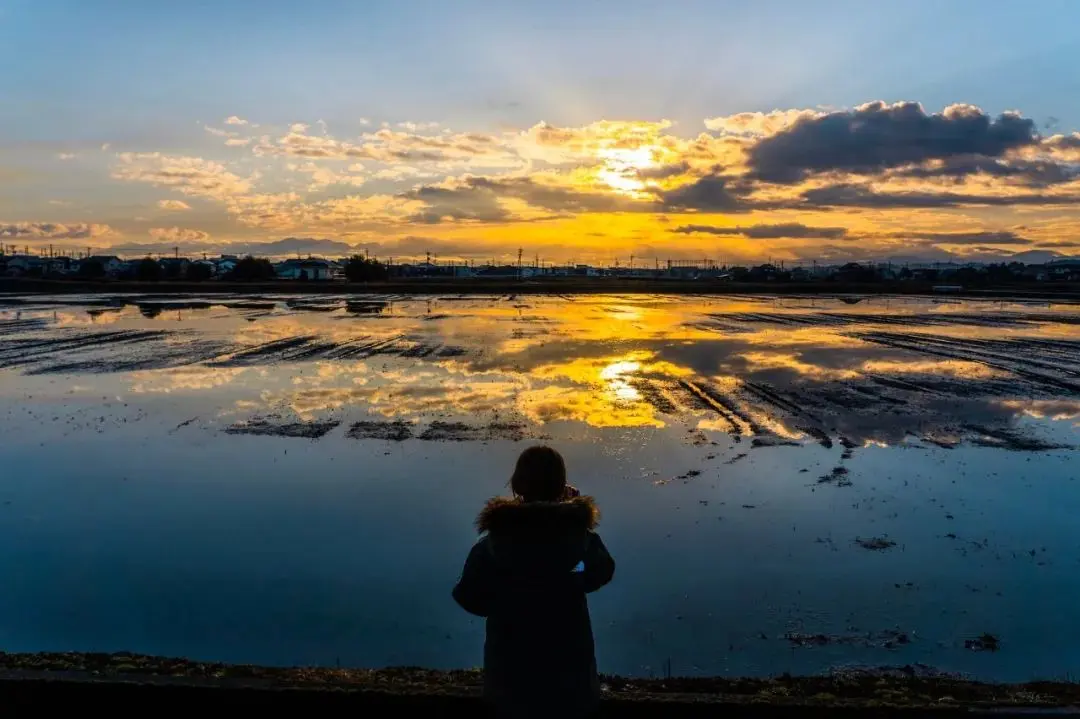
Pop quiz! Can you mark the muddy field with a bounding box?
[2,293,1077,450]
[1,293,1078,681]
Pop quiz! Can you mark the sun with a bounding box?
[596,145,657,196]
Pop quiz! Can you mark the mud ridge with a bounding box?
[678,380,759,434]
[224,419,341,438]
[416,420,528,442]
[346,420,414,441]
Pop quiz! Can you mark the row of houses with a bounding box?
[4,252,1080,283]
[0,254,345,281]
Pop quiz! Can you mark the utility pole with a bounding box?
[517,247,523,280]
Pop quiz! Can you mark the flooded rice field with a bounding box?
[1,292,1078,680]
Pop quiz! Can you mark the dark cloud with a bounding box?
[108,237,357,257]
[402,184,511,224]
[800,183,1080,209]
[401,175,654,223]
[1036,240,1080,249]
[353,235,504,259]
[635,161,690,180]
[465,176,652,213]
[671,222,849,239]
[896,231,1033,246]
[748,101,1039,183]
[254,237,356,255]
[658,174,756,212]
[894,156,1078,186]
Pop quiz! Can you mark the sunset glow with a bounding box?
[2,2,1079,266]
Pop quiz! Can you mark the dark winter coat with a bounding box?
[452,496,615,719]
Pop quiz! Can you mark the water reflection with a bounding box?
[3,294,1080,447]
[2,293,1080,679]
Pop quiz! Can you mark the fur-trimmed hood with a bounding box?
[476,496,600,536]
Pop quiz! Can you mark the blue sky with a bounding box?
[3,0,1080,263]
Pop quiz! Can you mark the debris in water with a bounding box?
[855,536,897,551]
[656,468,703,486]
[817,466,852,487]
[784,629,911,649]
[965,633,1000,652]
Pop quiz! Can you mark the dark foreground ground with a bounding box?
[4,276,1080,299]
[1,653,1078,716]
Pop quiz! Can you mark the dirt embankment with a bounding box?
[5,276,1080,299]
[0,651,1078,715]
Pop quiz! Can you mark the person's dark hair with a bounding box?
[510,445,567,502]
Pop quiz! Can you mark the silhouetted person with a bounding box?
[453,446,615,719]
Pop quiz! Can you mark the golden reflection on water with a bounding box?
[52,294,1076,438]
[1000,399,1080,422]
[738,351,861,380]
[861,359,1004,379]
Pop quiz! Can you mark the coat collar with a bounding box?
[476,496,599,535]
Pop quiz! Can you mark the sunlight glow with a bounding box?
[600,359,642,402]
[597,145,656,195]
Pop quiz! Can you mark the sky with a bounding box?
[3,0,1080,265]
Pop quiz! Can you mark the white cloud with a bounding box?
[149,226,211,243]
[156,199,192,211]
[291,161,366,190]
[224,115,250,126]
[704,109,823,136]
[56,152,77,160]
[0,222,113,239]
[397,121,440,132]
[112,153,254,201]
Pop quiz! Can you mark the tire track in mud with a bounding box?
[206,334,470,366]
[900,335,1080,378]
[26,340,232,375]
[853,332,1080,395]
[677,379,759,435]
[706,311,1060,330]
[741,380,809,417]
[0,318,53,333]
[628,378,679,415]
[208,335,320,366]
[0,325,471,373]
[0,330,172,369]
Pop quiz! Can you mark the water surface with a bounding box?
[1,293,1078,679]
